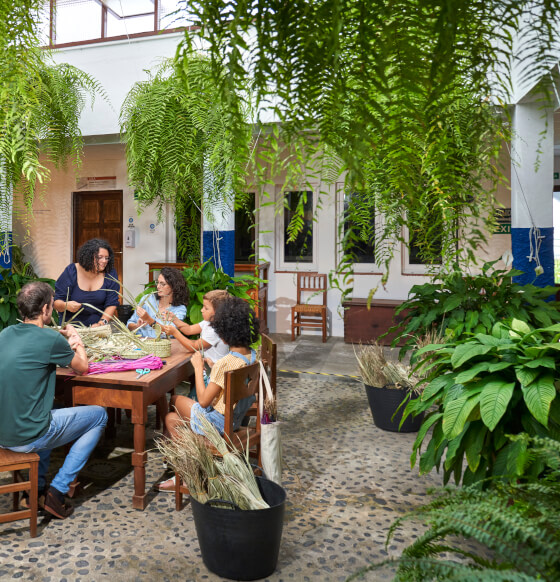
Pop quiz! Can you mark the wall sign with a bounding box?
[494,208,511,234]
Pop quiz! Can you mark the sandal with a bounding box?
[157,475,177,492]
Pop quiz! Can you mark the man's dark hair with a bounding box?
[212,296,260,348]
[158,267,189,306]
[17,281,54,320]
[77,238,115,273]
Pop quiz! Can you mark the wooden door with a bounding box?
[73,191,123,286]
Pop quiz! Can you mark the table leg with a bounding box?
[131,416,148,509]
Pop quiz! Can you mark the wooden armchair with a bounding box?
[291,272,328,342]
[174,362,261,510]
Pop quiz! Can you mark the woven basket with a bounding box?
[77,325,112,339]
[141,338,171,358]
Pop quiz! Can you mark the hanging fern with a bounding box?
[176,0,560,287]
[0,1,106,240]
[120,54,252,257]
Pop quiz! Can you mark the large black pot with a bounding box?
[364,384,424,432]
[190,476,286,580]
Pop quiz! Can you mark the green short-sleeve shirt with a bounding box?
[0,324,74,447]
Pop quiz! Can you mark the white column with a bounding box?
[510,101,554,286]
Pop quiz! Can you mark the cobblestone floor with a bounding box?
[0,337,443,581]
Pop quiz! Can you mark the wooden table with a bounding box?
[57,340,192,510]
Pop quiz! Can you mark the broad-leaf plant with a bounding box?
[404,318,560,485]
[392,260,560,354]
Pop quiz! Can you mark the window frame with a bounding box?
[401,225,444,275]
[41,0,190,49]
[335,183,383,274]
[275,185,318,272]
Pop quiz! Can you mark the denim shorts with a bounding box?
[190,402,225,435]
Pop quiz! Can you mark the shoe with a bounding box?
[44,486,74,519]
[20,489,46,511]
[157,475,177,492]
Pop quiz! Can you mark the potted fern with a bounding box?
[355,342,424,432]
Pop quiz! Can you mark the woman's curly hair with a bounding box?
[212,296,260,348]
[157,267,189,306]
[77,238,115,274]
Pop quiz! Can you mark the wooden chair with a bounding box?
[0,448,40,537]
[291,272,328,342]
[174,362,262,510]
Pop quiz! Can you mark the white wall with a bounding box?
[50,33,184,136]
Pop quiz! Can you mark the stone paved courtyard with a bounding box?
[0,336,443,581]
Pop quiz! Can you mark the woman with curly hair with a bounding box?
[158,295,260,491]
[54,238,120,327]
[127,267,189,338]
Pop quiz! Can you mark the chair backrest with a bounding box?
[223,362,261,438]
[260,333,277,396]
[296,272,327,306]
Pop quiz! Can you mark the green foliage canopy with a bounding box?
[0,1,105,230]
[119,55,253,261]
[178,0,560,279]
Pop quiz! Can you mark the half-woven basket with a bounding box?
[77,325,112,339]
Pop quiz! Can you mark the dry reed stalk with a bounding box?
[383,360,418,391]
[354,342,388,387]
[155,418,268,510]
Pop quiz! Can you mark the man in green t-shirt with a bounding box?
[0,281,107,519]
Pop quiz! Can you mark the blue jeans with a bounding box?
[7,406,108,494]
[190,402,225,435]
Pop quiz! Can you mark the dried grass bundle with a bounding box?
[354,342,388,387]
[383,361,419,391]
[155,418,269,510]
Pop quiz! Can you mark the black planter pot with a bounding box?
[190,476,286,580]
[364,383,424,432]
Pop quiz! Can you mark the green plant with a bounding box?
[119,55,252,260]
[0,268,56,330]
[404,318,560,486]
[140,260,262,325]
[392,260,560,355]
[178,1,560,282]
[9,243,36,278]
[349,436,560,582]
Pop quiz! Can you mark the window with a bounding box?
[336,186,381,272]
[40,0,190,47]
[235,193,256,263]
[402,225,443,274]
[276,188,316,270]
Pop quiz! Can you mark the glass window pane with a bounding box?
[103,0,154,18]
[159,0,193,29]
[55,0,102,44]
[235,193,255,263]
[37,3,51,46]
[344,192,375,263]
[106,12,154,37]
[409,233,443,265]
[284,191,313,263]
